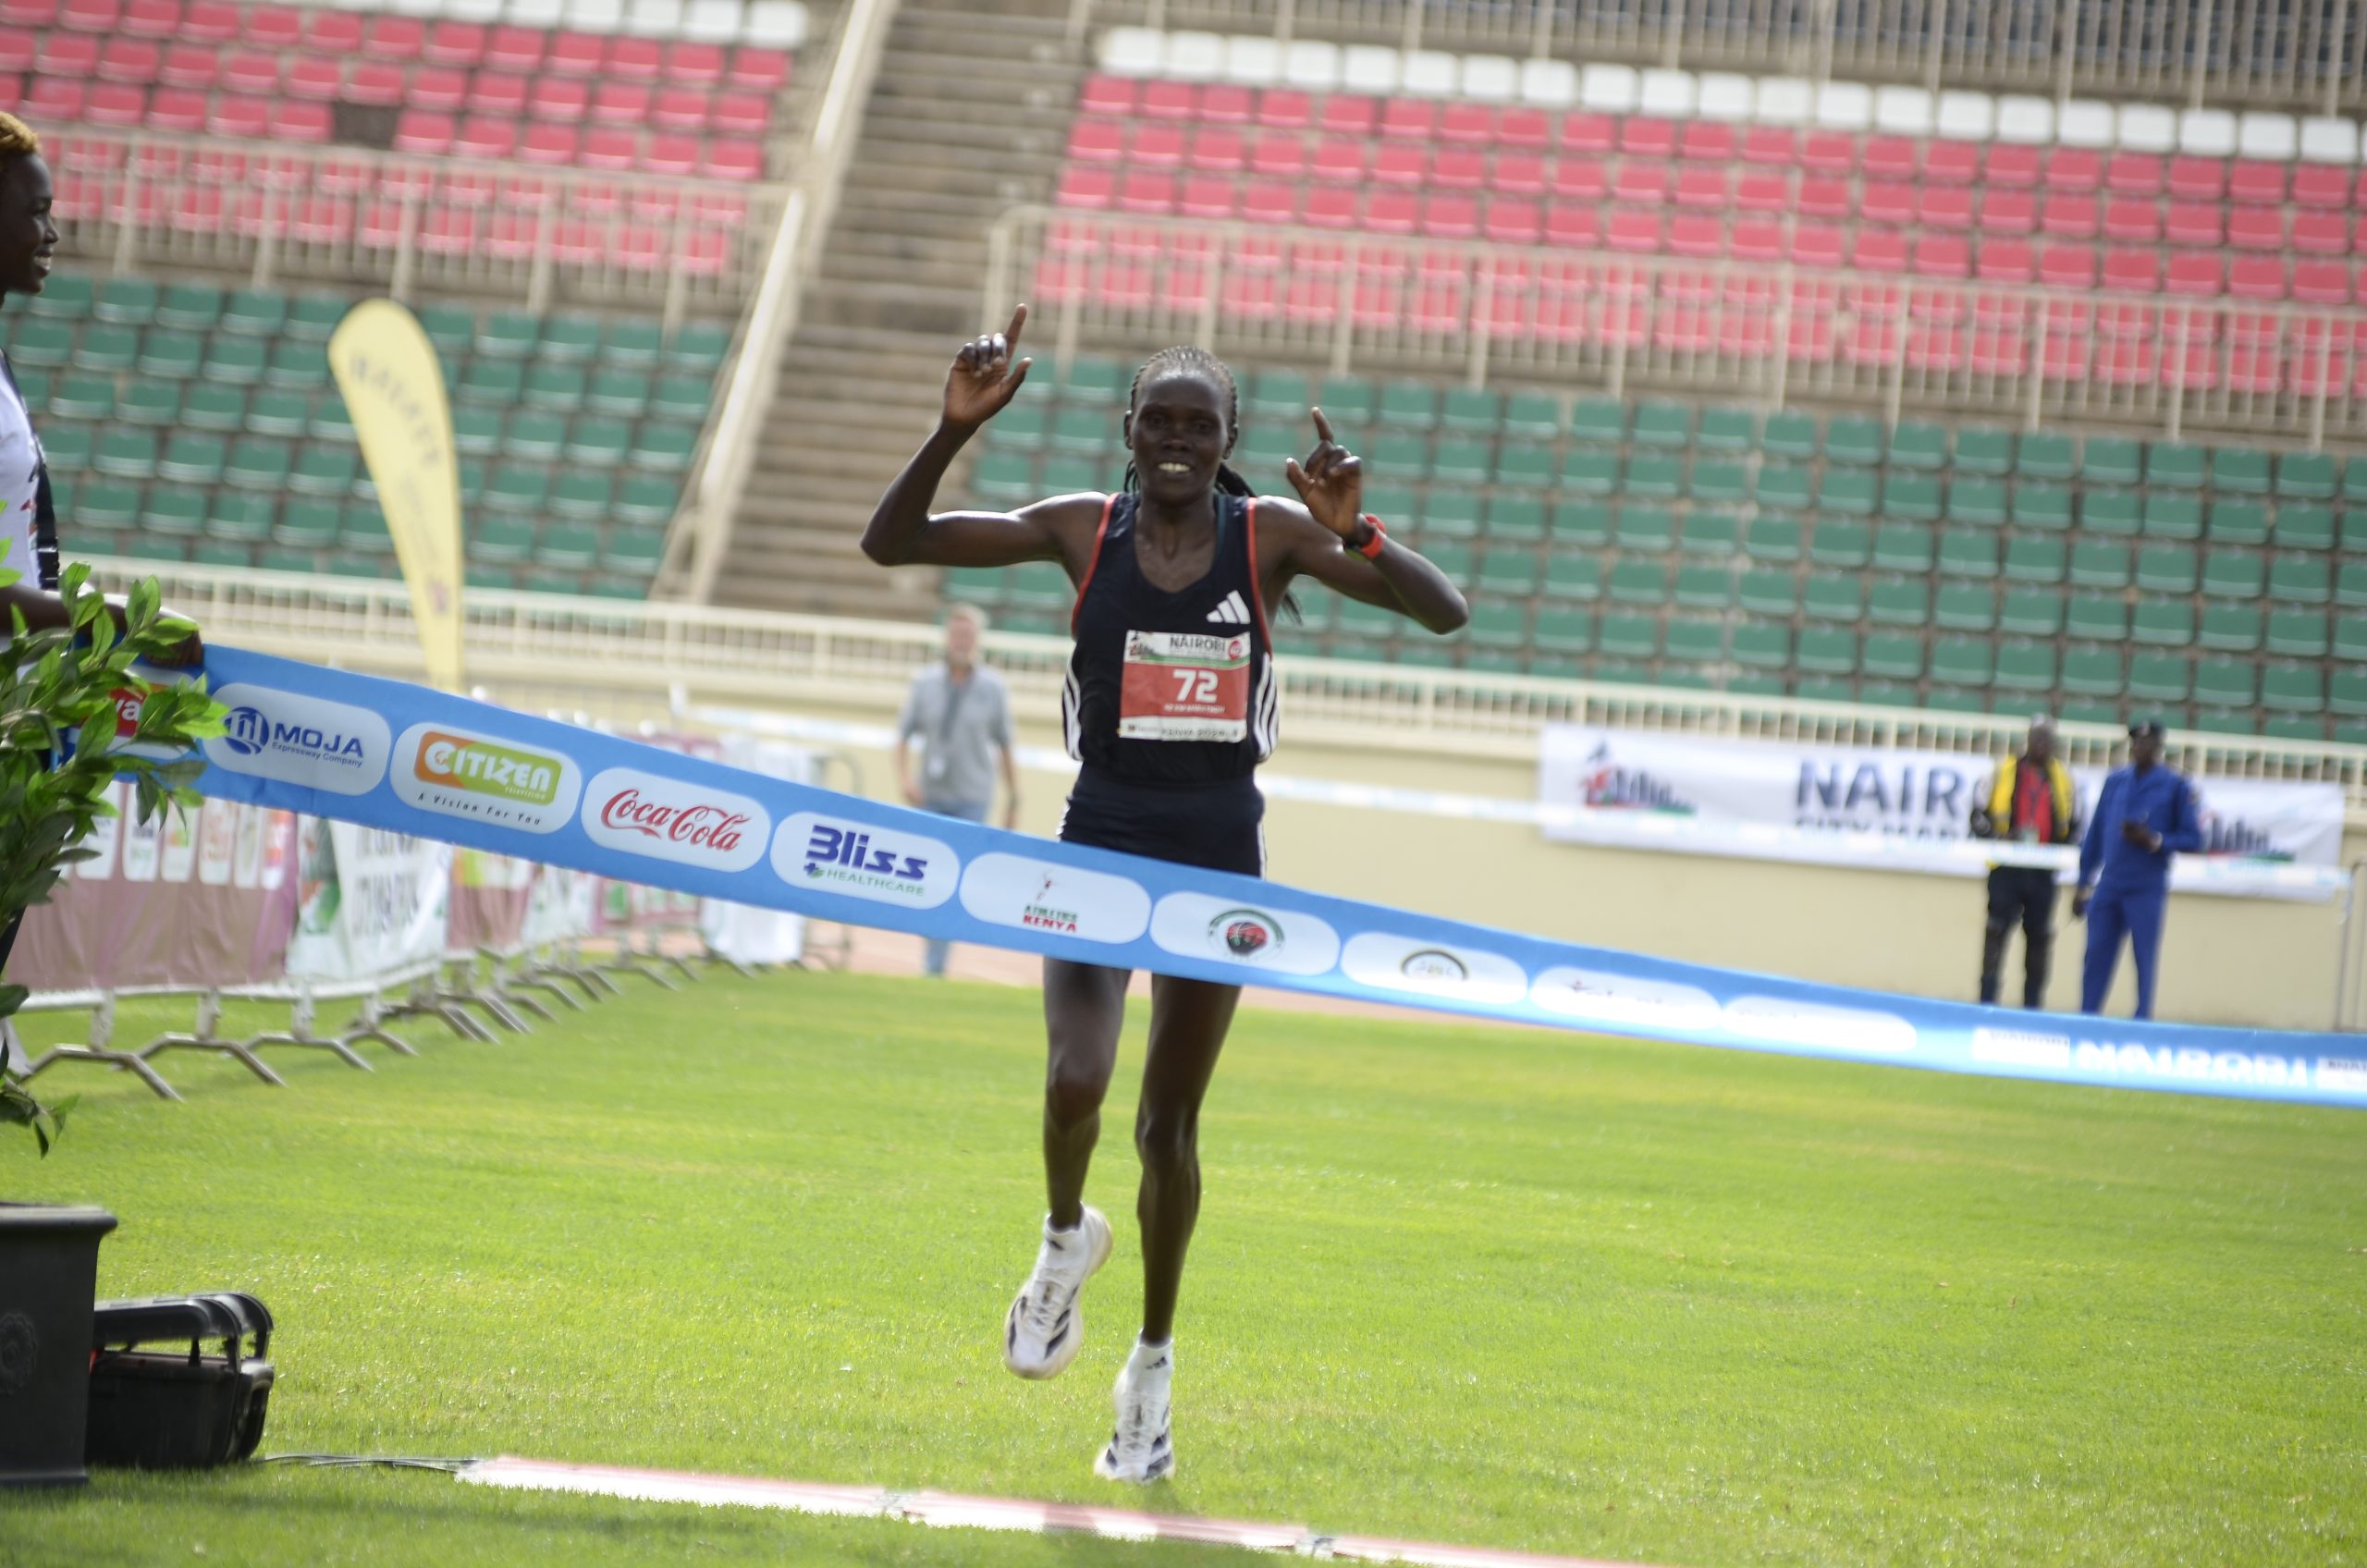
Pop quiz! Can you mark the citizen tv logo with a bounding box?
[582,766,767,873]
[392,721,582,835]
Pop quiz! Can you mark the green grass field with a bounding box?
[2,970,2361,1568]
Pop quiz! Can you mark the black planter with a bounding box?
[0,1205,117,1488]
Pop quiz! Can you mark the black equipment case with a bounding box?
[85,1292,275,1469]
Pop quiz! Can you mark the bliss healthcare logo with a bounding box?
[392,720,583,834]
[772,812,959,908]
[202,684,390,796]
[583,766,767,873]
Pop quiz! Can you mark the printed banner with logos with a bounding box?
[11,787,301,991]
[283,819,453,983]
[1538,726,2347,901]
[167,648,2367,1109]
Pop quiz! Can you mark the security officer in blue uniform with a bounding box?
[2073,721,2201,1019]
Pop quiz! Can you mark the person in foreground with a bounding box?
[1969,714,2079,1009]
[862,305,1466,1482]
[2073,720,2200,1020]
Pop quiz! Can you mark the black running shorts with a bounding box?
[1057,766,1266,879]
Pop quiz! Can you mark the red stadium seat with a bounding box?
[1978,238,2035,283]
[303,7,361,52]
[1078,74,1133,117]
[119,0,172,33]
[1792,175,1846,220]
[519,123,578,165]
[1068,116,1123,163]
[2292,165,2349,209]
[2045,147,2103,192]
[1607,208,1662,253]
[344,61,406,107]
[178,0,232,40]
[392,109,455,155]
[1499,106,1550,150]
[607,37,662,82]
[1199,84,1251,125]
[2225,348,2280,393]
[411,66,469,113]
[455,116,516,161]
[93,35,155,82]
[2168,154,2226,200]
[1738,125,1796,166]
[0,25,31,72]
[1551,156,1606,201]
[1919,184,1973,229]
[2104,198,2161,243]
[424,20,488,67]
[57,0,116,31]
[581,128,638,173]
[1799,129,1854,174]
[83,81,142,126]
[1668,213,1722,258]
[1560,111,1615,153]
[547,31,605,76]
[469,71,530,117]
[1621,116,1677,159]
[2165,202,2221,246]
[1544,201,1598,248]
[2165,251,2222,296]
[1318,95,1376,138]
[2292,211,2349,255]
[1972,326,2026,374]
[1490,151,1545,195]
[1246,132,1305,179]
[2228,206,2285,251]
[1130,122,1184,167]
[157,42,213,89]
[1860,181,1915,227]
[1380,97,1437,141]
[1733,170,1788,214]
[1056,165,1113,208]
[2037,241,2096,288]
[1312,136,1366,183]
[1792,223,1845,268]
[0,0,52,25]
[1673,165,1727,210]
[1915,234,1971,278]
[1863,134,1918,180]
[2042,193,2099,239]
[1304,184,1357,228]
[1139,80,1195,121]
[1677,120,1736,165]
[35,31,96,77]
[362,16,424,62]
[1255,88,1309,132]
[1730,218,1784,263]
[1924,140,1980,184]
[1433,148,1485,190]
[218,49,279,97]
[2228,159,2284,204]
[285,56,340,101]
[268,99,330,143]
[2104,151,2162,196]
[1185,126,1243,172]
[169,184,223,234]
[531,78,589,120]
[141,84,202,130]
[592,81,651,127]
[1239,178,1297,223]
[419,207,478,257]
[2102,247,2159,292]
[1117,168,1174,214]
[2294,261,2355,303]
[1367,143,1427,188]
[1611,160,1668,203]
[291,195,352,246]
[1420,192,1477,239]
[1178,175,1234,218]
[1986,143,2041,188]
[1483,196,1539,245]
[643,134,699,178]
[665,41,722,85]
[483,24,544,71]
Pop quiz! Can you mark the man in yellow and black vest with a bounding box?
[1970,715,2081,1009]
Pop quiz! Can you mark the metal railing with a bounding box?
[987,204,2367,446]
[46,126,792,324]
[92,555,2367,804]
[1081,0,2367,113]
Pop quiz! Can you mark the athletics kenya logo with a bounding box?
[582,766,767,873]
[393,720,583,835]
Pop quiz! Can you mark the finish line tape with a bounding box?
[179,647,2367,1108]
[456,1455,1658,1567]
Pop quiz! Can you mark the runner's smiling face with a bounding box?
[1123,372,1233,508]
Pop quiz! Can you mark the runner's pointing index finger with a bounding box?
[1310,407,1332,446]
[1003,303,1028,355]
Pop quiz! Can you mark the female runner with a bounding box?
[862,305,1466,1482]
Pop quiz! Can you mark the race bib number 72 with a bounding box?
[1119,630,1250,742]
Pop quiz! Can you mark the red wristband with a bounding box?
[1353,513,1387,559]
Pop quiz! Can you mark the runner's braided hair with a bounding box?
[0,112,37,164]
[1122,345,1299,620]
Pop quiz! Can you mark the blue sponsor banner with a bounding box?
[178,648,2367,1109]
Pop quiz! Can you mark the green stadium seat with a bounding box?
[206,494,275,544]
[630,424,697,473]
[1680,512,1739,555]
[1423,489,1483,539]
[550,472,614,521]
[256,546,314,574]
[27,274,91,319]
[539,315,601,364]
[1423,542,1476,587]
[282,293,348,343]
[2068,541,2131,589]
[484,465,549,515]
[289,447,358,497]
[65,478,133,534]
[1824,416,1883,467]
[1952,428,2014,475]
[2140,494,2201,541]
[1437,386,1499,432]
[1496,443,1554,491]
[1760,410,1819,460]
[1466,602,1530,649]
[1361,480,1416,523]
[1623,454,1684,499]
[602,529,666,580]
[1598,613,1659,659]
[134,329,200,380]
[1744,515,1802,562]
[1794,676,1857,704]
[1484,496,1546,542]
[1796,628,1858,676]
[2129,652,2191,702]
[92,277,159,326]
[2000,588,2063,635]
[246,390,312,438]
[2003,536,2066,582]
[2278,452,2338,500]
[2058,700,2122,726]
[1932,636,1994,687]
[413,305,472,356]
[1050,407,1106,453]
[534,523,601,570]
[1994,640,2057,692]
[1051,357,1124,410]
[189,540,249,569]
[2132,597,2196,646]
[468,518,534,564]
[1532,607,1593,653]
[1631,401,1693,448]
[585,316,656,369]
[583,370,650,418]
[2194,656,2256,707]
[1244,369,1310,423]
[1607,560,1669,605]
[140,487,203,535]
[2067,593,2128,641]
[1947,479,2008,527]
[1872,524,1933,572]
[1501,391,1561,440]
[568,416,634,468]
[1739,570,1798,616]
[1695,406,1757,452]
[174,385,245,434]
[1887,421,1949,471]
[1543,551,1600,601]
[2062,645,2125,697]
[1868,578,1928,624]
[1803,572,1863,621]
[2199,605,2263,651]
[459,360,524,407]
[453,407,503,458]
[1858,680,1922,707]
[1756,465,1815,510]
[652,374,710,424]
[1040,455,1105,493]
[1560,449,1619,495]
[1477,545,1540,595]
[36,423,89,472]
[476,310,541,360]
[2012,483,2074,530]
[13,366,47,410]
[62,324,129,374]
[2270,556,2331,604]
[1882,473,1943,521]
[1862,632,1923,680]
[2276,503,2335,551]
[1731,623,1791,669]
[1689,459,1749,506]
[8,319,71,369]
[274,500,339,550]
[616,475,678,528]
[2148,443,2207,489]
[2263,714,2327,741]
[2336,671,2367,716]
[118,381,180,426]
[46,373,111,422]
[2080,435,2143,486]
[312,398,355,443]
[1591,656,1650,687]
[462,561,515,591]
[1377,383,1438,430]
[221,437,287,491]
[1431,437,1491,485]
[1808,520,1870,568]
[1615,503,1676,554]
[2080,491,2141,536]
[2208,500,2270,545]
[1308,374,1373,428]
[2201,549,2264,598]
[2340,562,2367,606]
[2136,545,2198,594]
[94,428,158,480]
[2267,609,2328,656]
[1822,470,1879,516]
[1567,398,1625,445]
[2211,447,2273,495]
[2016,432,2079,480]
[212,287,277,336]
[942,566,1001,606]
[2339,614,2367,661]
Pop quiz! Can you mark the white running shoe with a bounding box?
[1093,1338,1174,1484]
[1002,1207,1112,1380]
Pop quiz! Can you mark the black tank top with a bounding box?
[1062,491,1278,786]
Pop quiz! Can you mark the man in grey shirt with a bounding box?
[895,605,1019,976]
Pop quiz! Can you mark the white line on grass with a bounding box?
[458,1456,1662,1567]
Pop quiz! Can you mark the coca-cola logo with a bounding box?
[599,789,751,853]
[112,688,145,738]
[582,766,769,873]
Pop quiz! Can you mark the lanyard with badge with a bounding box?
[924,670,975,787]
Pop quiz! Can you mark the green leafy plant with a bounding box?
[2,564,225,1155]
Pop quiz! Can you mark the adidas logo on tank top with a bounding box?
[1204,591,1252,627]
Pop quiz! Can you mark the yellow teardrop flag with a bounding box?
[328,300,466,692]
